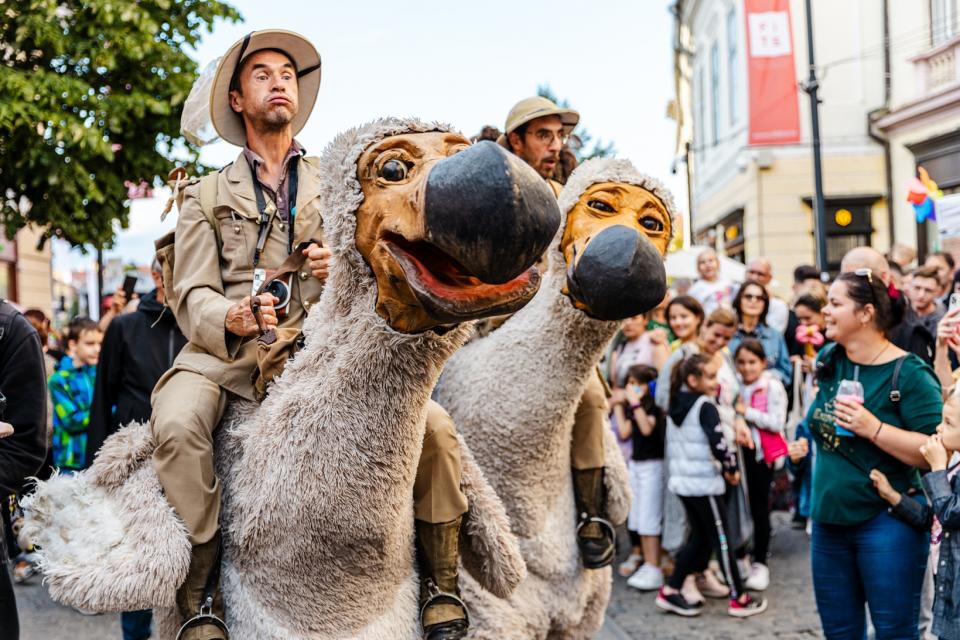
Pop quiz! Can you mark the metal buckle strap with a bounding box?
[175,540,229,639]
[175,608,230,640]
[575,515,617,544]
[419,579,470,629]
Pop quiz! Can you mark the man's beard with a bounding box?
[253,102,295,132]
[263,108,294,130]
[536,153,559,178]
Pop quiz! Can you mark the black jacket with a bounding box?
[88,290,186,459]
[0,302,47,494]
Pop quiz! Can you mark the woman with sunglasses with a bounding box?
[728,281,792,385]
[807,269,941,639]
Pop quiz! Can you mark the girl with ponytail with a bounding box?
[657,353,767,618]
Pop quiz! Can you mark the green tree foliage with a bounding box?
[0,0,241,248]
[537,84,615,161]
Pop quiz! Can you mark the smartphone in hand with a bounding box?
[122,274,138,301]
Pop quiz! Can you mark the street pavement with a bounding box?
[15,512,820,639]
[603,511,823,639]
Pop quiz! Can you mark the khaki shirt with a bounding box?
[169,150,325,401]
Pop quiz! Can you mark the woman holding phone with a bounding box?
[808,269,941,639]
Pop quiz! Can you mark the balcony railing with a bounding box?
[912,34,960,96]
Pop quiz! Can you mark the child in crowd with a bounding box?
[871,394,960,640]
[48,317,102,472]
[615,365,667,590]
[688,248,735,315]
[657,353,767,618]
[734,339,788,592]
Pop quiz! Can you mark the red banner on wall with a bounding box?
[744,0,801,145]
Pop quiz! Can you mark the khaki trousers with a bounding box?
[570,372,607,471]
[151,370,469,545]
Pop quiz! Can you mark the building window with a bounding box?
[824,200,875,273]
[710,42,720,145]
[932,0,959,47]
[720,208,745,263]
[727,8,738,125]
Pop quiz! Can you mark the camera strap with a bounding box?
[251,155,300,269]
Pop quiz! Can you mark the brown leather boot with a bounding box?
[175,531,229,640]
[415,517,469,640]
[573,467,616,569]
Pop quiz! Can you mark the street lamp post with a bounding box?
[801,0,829,274]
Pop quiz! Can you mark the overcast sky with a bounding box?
[53,0,684,273]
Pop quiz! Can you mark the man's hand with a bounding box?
[921,434,950,471]
[225,294,279,337]
[788,437,809,463]
[724,470,741,486]
[302,243,332,282]
[0,421,12,438]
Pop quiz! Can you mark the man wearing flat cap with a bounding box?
[500,96,618,571]
[155,30,470,640]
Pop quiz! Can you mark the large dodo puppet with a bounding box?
[21,119,561,640]
[435,158,675,639]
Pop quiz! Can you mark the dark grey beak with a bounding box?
[566,225,667,321]
[423,141,560,284]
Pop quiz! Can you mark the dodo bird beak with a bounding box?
[565,225,667,321]
[422,141,559,284]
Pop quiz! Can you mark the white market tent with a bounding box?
[665,245,747,282]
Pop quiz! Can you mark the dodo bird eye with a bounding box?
[379,159,408,182]
[587,200,615,213]
[640,216,665,233]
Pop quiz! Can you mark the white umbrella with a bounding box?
[665,246,746,282]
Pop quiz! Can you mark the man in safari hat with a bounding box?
[155,30,470,639]
[498,95,579,191]
[499,96,620,575]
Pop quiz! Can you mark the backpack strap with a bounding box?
[198,172,221,249]
[890,355,907,404]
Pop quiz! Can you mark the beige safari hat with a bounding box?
[496,96,580,148]
[210,29,321,147]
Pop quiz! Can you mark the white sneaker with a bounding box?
[743,562,770,591]
[681,574,705,605]
[618,552,644,577]
[627,563,664,591]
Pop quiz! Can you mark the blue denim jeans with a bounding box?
[121,609,152,640]
[811,509,929,640]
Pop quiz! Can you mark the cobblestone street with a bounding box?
[603,512,823,639]
[17,513,820,639]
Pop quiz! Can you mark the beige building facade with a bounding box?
[673,0,893,289]
[0,225,53,316]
